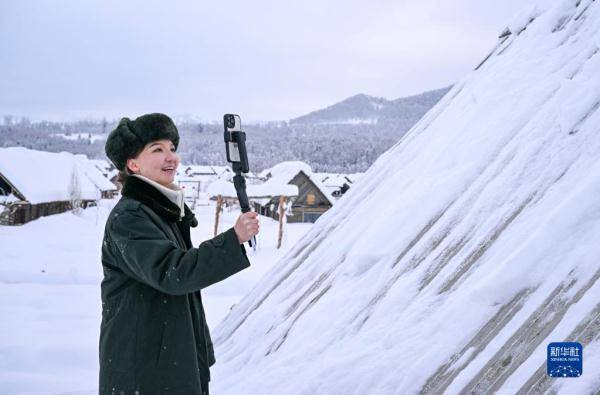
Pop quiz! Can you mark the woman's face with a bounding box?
[126,139,180,187]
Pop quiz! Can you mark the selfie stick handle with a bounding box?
[233,174,256,248]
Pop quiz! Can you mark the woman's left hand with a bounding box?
[234,212,260,243]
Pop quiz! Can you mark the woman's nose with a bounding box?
[166,150,179,163]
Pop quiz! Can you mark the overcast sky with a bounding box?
[0,0,539,122]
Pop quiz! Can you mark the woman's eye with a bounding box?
[170,148,176,152]
[154,148,162,152]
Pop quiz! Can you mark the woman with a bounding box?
[100,113,259,394]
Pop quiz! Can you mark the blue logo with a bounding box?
[547,342,582,378]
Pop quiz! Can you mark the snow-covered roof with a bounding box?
[74,155,117,192]
[207,179,298,199]
[212,1,600,393]
[211,166,233,177]
[91,159,119,182]
[261,161,312,183]
[318,174,352,188]
[183,165,217,176]
[316,172,364,186]
[347,172,364,183]
[89,159,112,173]
[107,168,118,180]
[181,165,251,181]
[259,161,334,205]
[0,147,112,204]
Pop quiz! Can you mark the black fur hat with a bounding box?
[105,113,180,171]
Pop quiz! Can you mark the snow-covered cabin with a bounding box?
[257,161,333,223]
[0,147,116,225]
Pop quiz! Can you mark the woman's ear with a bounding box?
[126,158,139,174]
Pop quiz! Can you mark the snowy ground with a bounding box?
[0,198,311,394]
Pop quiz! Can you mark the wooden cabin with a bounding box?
[0,147,116,225]
[255,164,334,223]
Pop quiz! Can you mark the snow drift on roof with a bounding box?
[74,155,117,192]
[207,179,298,199]
[0,147,112,204]
[211,1,600,393]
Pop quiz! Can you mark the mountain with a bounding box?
[211,1,600,393]
[290,87,451,125]
[0,89,450,173]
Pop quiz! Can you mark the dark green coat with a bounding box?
[99,176,250,394]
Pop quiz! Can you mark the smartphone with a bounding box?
[224,114,241,163]
[223,114,250,173]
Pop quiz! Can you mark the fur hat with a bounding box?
[105,113,180,171]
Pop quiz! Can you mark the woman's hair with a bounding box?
[117,169,130,184]
[117,157,139,185]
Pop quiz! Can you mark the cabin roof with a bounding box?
[0,147,115,204]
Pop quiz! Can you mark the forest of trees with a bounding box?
[0,88,448,173]
[0,119,413,173]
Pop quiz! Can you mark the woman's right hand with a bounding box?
[234,211,260,244]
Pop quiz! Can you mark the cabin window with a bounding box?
[303,212,321,223]
[306,193,316,205]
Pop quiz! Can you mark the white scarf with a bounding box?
[131,174,185,219]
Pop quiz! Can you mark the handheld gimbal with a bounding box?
[223,114,256,249]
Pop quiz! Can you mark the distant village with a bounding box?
[0,147,363,227]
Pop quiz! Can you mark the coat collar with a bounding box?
[131,174,185,216]
[121,175,198,227]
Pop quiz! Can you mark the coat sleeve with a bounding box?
[108,208,250,295]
